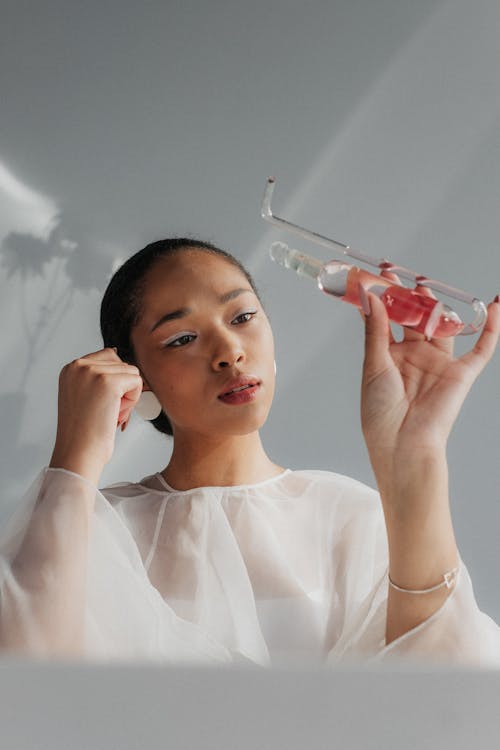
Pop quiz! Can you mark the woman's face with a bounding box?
[130,249,276,440]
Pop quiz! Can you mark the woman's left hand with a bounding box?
[359,272,500,465]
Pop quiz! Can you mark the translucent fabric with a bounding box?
[1,466,499,667]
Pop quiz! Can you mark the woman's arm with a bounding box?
[358,279,499,646]
[0,462,102,657]
[0,347,142,657]
[374,448,458,645]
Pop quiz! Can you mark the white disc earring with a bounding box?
[135,391,163,420]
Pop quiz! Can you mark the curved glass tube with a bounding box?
[263,178,487,336]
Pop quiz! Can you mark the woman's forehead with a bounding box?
[140,251,254,308]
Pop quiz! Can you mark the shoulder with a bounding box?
[98,473,163,506]
[285,469,382,521]
[280,470,385,550]
[287,468,379,497]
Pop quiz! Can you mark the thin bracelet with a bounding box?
[388,565,459,594]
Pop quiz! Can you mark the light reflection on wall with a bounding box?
[0,158,125,512]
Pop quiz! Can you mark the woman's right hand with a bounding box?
[49,347,144,485]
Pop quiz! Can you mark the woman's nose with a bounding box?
[211,332,245,370]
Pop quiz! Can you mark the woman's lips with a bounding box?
[218,383,261,405]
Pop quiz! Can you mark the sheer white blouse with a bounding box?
[1,466,499,667]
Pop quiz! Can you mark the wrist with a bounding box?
[49,448,105,487]
[371,448,449,524]
[369,443,447,489]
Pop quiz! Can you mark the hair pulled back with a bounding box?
[100,238,260,436]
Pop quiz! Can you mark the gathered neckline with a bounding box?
[154,468,291,493]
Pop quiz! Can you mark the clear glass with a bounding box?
[270,242,464,338]
[263,178,487,336]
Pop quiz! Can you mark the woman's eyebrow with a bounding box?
[218,287,253,304]
[149,289,253,334]
[150,308,190,333]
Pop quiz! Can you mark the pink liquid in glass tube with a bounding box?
[319,262,465,338]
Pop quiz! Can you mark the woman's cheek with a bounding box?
[257,328,274,362]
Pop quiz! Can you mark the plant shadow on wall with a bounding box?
[0,219,119,493]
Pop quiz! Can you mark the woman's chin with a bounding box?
[207,410,271,438]
[170,401,272,440]
[217,413,269,436]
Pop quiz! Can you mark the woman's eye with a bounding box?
[232,311,257,325]
[165,334,196,348]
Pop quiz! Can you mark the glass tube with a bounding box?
[270,242,464,338]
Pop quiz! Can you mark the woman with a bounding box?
[0,238,499,666]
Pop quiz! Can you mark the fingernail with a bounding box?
[358,283,371,316]
[121,420,128,432]
[494,295,499,304]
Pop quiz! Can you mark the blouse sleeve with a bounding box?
[0,467,232,664]
[324,481,500,669]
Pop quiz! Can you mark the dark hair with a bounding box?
[100,237,261,437]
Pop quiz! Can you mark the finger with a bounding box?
[458,299,500,376]
[411,287,453,355]
[380,269,440,302]
[377,270,428,343]
[75,362,140,372]
[117,382,147,425]
[358,304,397,345]
[360,283,397,345]
[379,272,449,346]
[415,283,438,301]
[377,271,425,343]
[375,272,448,346]
[79,347,122,361]
[380,269,402,286]
[120,379,146,405]
[362,290,393,375]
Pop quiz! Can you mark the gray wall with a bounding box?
[1,0,499,620]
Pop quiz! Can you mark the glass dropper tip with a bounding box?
[269,241,290,267]
[269,242,324,281]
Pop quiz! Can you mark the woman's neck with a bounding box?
[161,431,284,490]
